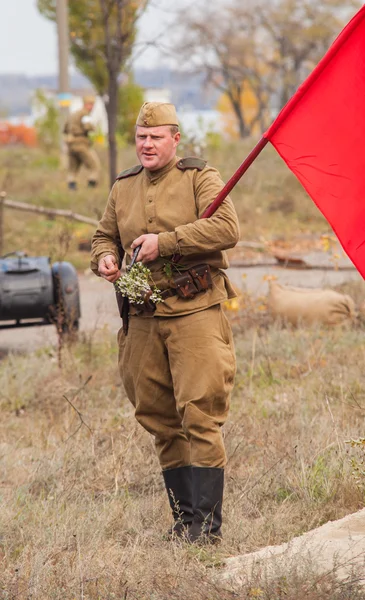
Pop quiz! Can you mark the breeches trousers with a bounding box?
[67,147,100,182]
[118,305,236,469]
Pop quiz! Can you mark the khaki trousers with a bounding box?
[118,305,236,470]
[67,146,100,183]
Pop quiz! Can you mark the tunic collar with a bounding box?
[145,156,178,182]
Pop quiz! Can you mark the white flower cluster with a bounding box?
[114,263,163,305]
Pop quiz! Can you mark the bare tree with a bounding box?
[258,0,362,109]
[170,0,283,137]
[99,0,139,183]
[173,2,258,138]
[171,0,361,137]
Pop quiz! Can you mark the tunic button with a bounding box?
[148,217,153,223]
[152,181,157,185]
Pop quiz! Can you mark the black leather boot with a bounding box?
[162,466,193,538]
[68,181,77,190]
[88,180,97,188]
[187,467,224,544]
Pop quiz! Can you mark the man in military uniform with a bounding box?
[91,102,239,543]
[63,95,100,190]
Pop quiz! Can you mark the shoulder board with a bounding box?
[116,165,143,180]
[176,157,207,171]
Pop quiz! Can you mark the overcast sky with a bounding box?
[0,0,193,76]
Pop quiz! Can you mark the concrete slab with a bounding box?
[221,509,365,587]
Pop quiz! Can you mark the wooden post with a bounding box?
[0,191,5,256]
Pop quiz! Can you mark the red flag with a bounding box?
[264,6,365,278]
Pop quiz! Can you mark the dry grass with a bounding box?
[1,315,365,598]
[1,143,364,597]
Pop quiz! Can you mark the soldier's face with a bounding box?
[135,125,180,171]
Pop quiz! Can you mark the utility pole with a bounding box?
[56,0,71,154]
[0,192,5,256]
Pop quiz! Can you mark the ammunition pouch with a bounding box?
[172,264,212,300]
[189,264,213,292]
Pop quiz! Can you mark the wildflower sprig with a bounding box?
[114,262,163,305]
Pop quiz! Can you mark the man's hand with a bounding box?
[98,254,121,283]
[131,234,159,263]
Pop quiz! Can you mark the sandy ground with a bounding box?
[1,255,364,583]
[0,252,362,354]
[228,261,361,295]
[220,508,365,588]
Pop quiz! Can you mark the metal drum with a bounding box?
[0,252,80,331]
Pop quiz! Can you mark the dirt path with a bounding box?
[228,261,361,295]
[1,257,362,354]
[0,275,121,354]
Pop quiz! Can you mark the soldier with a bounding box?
[63,95,100,190]
[91,102,239,544]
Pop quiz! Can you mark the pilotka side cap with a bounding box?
[136,102,179,127]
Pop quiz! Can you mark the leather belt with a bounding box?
[160,288,177,300]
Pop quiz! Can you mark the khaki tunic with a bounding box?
[91,155,239,469]
[64,108,99,183]
[91,156,240,316]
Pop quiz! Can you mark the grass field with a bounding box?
[1,308,365,598]
[1,144,365,598]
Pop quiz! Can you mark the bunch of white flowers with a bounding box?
[114,263,163,305]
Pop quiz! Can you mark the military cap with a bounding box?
[136,102,179,127]
[83,94,96,104]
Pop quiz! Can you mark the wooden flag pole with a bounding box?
[171,136,268,263]
[201,137,269,219]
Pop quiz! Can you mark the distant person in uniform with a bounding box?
[90,102,239,544]
[63,95,100,190]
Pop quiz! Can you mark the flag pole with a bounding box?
[171,136,268,262]
[201,136,268,219]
